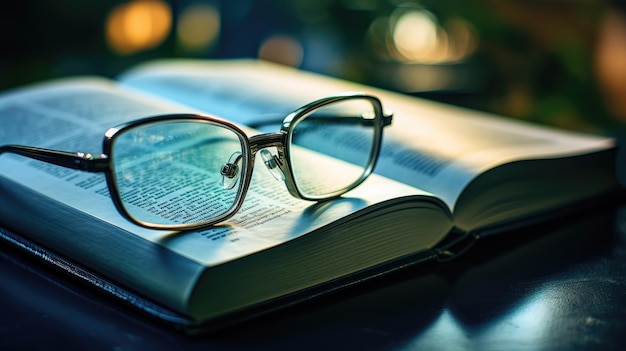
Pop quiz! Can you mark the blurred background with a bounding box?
[1,0,626,133]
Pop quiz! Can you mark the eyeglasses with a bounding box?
[0,93,392,230]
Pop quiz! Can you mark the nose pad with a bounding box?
[220,151,242,190]
[259,149,285,181]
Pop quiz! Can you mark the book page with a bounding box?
[0,78,433,267]
[119,59,615,210]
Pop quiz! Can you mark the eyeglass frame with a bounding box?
[0,92,393,230]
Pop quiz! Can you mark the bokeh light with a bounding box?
[177,4,221,53]
[389,7,477,64]
[595,9,626,122]
[105,0,171,55]
[393,9,441,62]
[258,35,304,67]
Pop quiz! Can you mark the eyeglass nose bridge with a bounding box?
[250,130,287,168]
[249,131,285,155]
[248,132,302,197]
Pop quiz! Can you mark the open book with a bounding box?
[0,59,619,331]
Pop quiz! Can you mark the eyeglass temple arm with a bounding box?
[247,111,393,129]
[0,145,109,172]
[311,112,393,126]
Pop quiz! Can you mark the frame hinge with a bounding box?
[74,152,109,172]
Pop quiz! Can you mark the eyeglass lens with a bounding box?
[110,120,246,227]
[289,98,377,199]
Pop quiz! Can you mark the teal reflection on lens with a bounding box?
[288,98,377,199]
[111,119,246,227]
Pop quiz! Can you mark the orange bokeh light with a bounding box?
[106,0,172,55]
